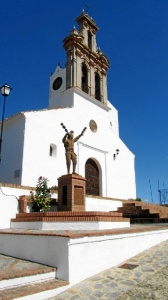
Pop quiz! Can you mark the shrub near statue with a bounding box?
[61,123,87,174]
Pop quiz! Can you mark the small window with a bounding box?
[49,144,57,157]
[14,169,21,178]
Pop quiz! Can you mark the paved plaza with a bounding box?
[50,238,168,300]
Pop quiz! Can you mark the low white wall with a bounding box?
[0,193,19,229]
[0,229,168,284]
[86,197,122,211]
[0,185,32,228]
[11,221,130,231]
[0,186,32,197]
[0,234,69,281]
[68,229,168,283]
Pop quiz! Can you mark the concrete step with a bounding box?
[0,254,56,290]
[0,278,69,300]
[131,218,159,224]
[124,201,168,212]
[126,213,159,219]
[120,201,168,223]
[0,269,56,290]
[131,218,168,224]
[0,254,69,299]
[118,207,150,214]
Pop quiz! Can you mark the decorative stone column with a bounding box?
[58,173,86,211]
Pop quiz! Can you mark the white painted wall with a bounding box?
[0,185,34,229]
[0,234,69,281]
[0,229,168,284]
[68,229,168,284]
[11,220,130,230]
[86,197,123,211]
[0,114,25,184]
[21,109,71,186]
[49,66,67,108]
[0,193,19,229]
[0,89,136,200]
[0,186,32,197]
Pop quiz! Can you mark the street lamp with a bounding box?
[0,84,12,162]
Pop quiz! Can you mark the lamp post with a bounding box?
[0,84,12,162]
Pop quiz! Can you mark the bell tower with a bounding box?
[63,11,109,105]
[49,11,110,108]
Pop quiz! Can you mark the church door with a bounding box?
[85,158,99,195]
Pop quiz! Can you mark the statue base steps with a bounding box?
[11,211,130,230]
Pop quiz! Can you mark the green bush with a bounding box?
[135,197,142,202]
[128,197,142,202]
[32,176,51,212]
[49,185,58,191]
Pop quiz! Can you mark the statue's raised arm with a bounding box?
[61,123,87,174]
[73,127,87,142]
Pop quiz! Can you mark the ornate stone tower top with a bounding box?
[49,11,110,108]
[75,12,99,52]
[63,11,109,105]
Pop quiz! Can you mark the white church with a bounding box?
[0,11,136,200]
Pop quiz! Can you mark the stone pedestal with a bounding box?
[19,195,28,213]
[57,173,86,211]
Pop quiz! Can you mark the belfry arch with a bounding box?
[95,72,101,101]
[81,63,88,94]
[85,158,100,196]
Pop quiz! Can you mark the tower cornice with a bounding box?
[63,34,109,71]
[75,12,99,32]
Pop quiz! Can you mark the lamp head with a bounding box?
[0,84,12,97]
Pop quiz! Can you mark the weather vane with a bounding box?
[85,4,90,14]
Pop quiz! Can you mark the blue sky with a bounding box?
[0,0,168,203]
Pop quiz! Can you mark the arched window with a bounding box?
[95,73,101,101]
[88,31,92,50]
[49,144,57,157]
[82,64,88,94]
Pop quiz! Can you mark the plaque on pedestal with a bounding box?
[58,173,86,211]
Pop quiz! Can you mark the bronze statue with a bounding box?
[61,123,87,174]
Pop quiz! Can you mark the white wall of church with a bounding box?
[0,114,25,184]
[0,90,136,200]
[0,194,18,228]
[72,91,136,199]
[21,110,67,188]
